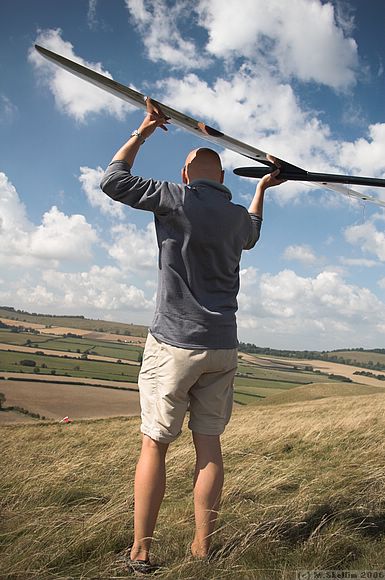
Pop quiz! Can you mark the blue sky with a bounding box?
[0,0,384,350]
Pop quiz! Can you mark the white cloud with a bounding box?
[197,0,358,89]
[340,257,378,268]
[339,123,385,181]
[79,166,125,219]
[108,222,157,272]
[87,0,98,29]
[29,28,133,122]
[41,266,154,311]
[0,266,154,319]
[237,268,385,349]
[344,222,385,262]
[0,171,98,266]
[283,244,318,265]
[29,206,98,262]
[125,0,209,69]
[0,94,18,123]
[159,68,335,167]
[0,172,34,265]
[240,266,258,288]
[10,285,56,308]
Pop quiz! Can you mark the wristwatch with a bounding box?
[130,129,145,145]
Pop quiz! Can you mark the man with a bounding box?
[100,107,284,573]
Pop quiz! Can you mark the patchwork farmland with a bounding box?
[1,311,384,424]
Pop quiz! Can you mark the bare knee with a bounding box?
[141,434,169,455]
[192,433,222,463]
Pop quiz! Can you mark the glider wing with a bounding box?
[34,45,385,208]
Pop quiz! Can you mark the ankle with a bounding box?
[130,542,150,562]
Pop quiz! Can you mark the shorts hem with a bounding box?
[188,423,226,436]
[140,425,181,444]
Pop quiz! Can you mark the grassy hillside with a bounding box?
[0,307,148,337]
[325,350,385,367]
[1,392,385,579]
[256,381,385,406]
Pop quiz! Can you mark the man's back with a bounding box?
[101,164,259,348]
[153,178,255,348]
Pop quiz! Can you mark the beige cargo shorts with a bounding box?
[138,332,238,444]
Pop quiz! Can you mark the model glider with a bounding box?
[35,44,385,208]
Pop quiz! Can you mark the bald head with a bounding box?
[182,148,224,184]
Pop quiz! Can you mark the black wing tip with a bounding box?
[35,44,52,57]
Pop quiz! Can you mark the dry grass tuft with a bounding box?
[1,393,385,579]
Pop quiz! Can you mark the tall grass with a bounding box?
[1,393,385,579]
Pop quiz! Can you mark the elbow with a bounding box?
[100,173,116,199]
[243,230,261,250]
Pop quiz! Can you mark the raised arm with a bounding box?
[248,168,286,218]
[111,101,169,167]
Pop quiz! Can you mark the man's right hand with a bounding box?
[138,99,170,140]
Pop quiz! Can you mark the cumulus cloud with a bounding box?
[237,268,385,349]
[0,266,154,319]
[0,172,31,264]
[240,266,258,288]
[159,68,335,168]
[124,0,358,88]
[197,0,358,89]
[41,265,154,311]
[8,284,56,308]
[29,28,133,122]
[29,206,98,261]
[79,166,125,219]
[344,221,385,261]
[0,171,98,266]
[339,123,385,182]
[108,222,157,272]
[125,0,209,69]
[283,244,318,265]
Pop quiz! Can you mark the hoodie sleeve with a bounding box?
[100,160,183,215]
[243,213,263,250]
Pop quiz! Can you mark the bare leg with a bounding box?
[191,433,224,558]
[130,435,169,561]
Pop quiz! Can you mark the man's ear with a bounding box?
[182,166,188,184]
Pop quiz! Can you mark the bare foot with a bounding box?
[191,540,209,559]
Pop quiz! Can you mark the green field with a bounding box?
[0,330,143,361]
[0,331,352,402]
[0,351,140,383]
[233,359,338,404]
[0,318,368,406]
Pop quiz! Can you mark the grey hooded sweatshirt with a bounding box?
[100,160,261,349]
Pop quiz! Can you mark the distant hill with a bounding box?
[239,341,385,370]
[0,307,148,337]
[257,381,385,406]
